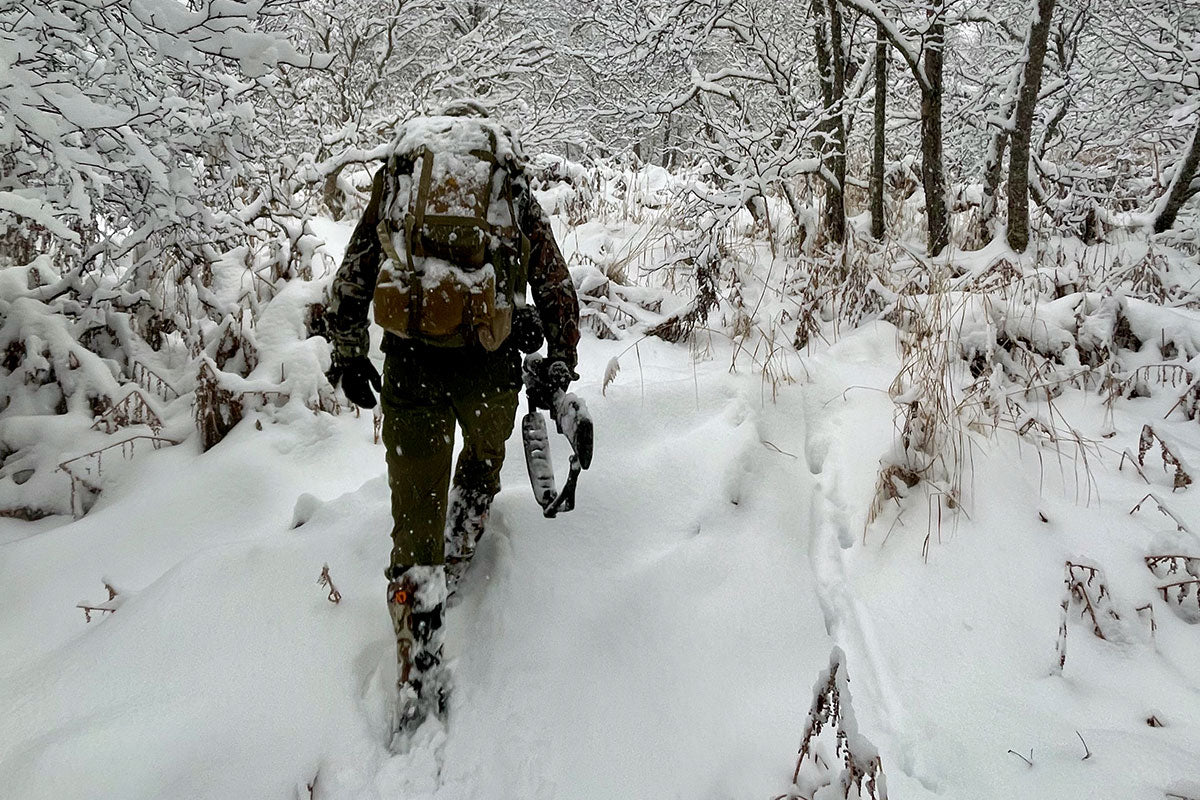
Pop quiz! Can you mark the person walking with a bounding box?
[325,102,580,733]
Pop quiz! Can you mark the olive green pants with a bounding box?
[381,350,520,570]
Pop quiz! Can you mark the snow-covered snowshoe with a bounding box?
[387,565,448,734]
[521,353,593,518]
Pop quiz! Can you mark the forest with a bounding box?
[2,1,1199,798]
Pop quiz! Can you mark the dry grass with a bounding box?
[780,648,887,800]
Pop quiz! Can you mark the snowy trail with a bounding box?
[359,336,834,799]
[6,278,1200,798]
[0,335,834,800]
[793,323,942,797]
[5,316,1200,800]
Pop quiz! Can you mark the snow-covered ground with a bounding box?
[3,208,1200,800]
[0,323,829,799]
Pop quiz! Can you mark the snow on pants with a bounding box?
[380,349,520,570]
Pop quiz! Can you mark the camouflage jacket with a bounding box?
[327,161,581,369]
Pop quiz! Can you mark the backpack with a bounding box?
[371,115,531,351]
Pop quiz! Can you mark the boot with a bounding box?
[387,565,448,733]
[444,486,492,595]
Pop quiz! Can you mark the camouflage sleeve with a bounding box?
[520,189,581,369]
[326,167,386,362]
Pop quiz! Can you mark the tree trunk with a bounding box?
[322,163,348,221]
[978,59,1028,244]
[870,21,887,240]
[1006,0,1057,252]
[919,5,949,256]
[662,112,674,169]
[829,0,847,243]
[812,0,846,244]
[978,131,1009,243]
[841,0,946,253]
[1153,117,1200,234]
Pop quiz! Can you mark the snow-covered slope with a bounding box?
[0,331,831,800]
[3,207,1200,799]
[801,322,1200,798]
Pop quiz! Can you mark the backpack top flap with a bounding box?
[390,115,523,171]
[381,116,522,269]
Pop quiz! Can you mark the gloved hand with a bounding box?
[539,358,577,394]
[511,306,544,355]
[328,356,381,408]
[525,355,578,411]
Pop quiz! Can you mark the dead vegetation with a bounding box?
[1145,555,1200,623]
[77,580,126,622]
[778,648,887,800]
[58,435,180,518]
[91,390,164,434]
[1063,561,1123,641]
[318,564,341,604]
[1137,425,1193,491]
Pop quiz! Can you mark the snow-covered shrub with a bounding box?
[785,648,888,800]
[848,232,1200,535]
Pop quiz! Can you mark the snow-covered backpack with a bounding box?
[371,114,530,351]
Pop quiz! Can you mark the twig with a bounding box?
[1136,603,1157,635]
[1076,730,1092,760]
[1006,748,1034,768]
[77,581,123,622]
[318,564,341,604]
[1131,495,1192,532]
[1065,561,1121,640]
[761,439,799,459]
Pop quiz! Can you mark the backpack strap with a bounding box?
[375,151,419,273]
[375,153,426,340]
[468,127,502,236]
[408,145,437,260]
[505,175,531,305]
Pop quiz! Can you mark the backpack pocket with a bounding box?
[373,257,511,351]
[373,259,417,338]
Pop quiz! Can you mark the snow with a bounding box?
[5,181,1200,800]
[6,290,1199,797]
[390,117,522,169]
[0,326,828,800]
[0,192,79,242]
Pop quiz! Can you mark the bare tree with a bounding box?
[870,21,888,240]
[841,0,950,255]
[1006,0,1059,251]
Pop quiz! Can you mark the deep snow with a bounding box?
[0,330,829,800]
[3,213,1200,799]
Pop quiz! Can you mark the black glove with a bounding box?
[525,354,577,411]
[511,306,544,354]
[328,356,381,408]
[540,358,577,394]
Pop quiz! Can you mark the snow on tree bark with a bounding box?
[1005,0,1058,252]
[1153,117,1200,234]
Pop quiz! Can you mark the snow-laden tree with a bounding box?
[1111,3,1200,234]
[271,0,592,220]
[579,0,872,237]
[0,0,323,275]
[0,1,333,517]
[1013,0,1199,239]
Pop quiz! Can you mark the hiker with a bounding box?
[324,102,580,733]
